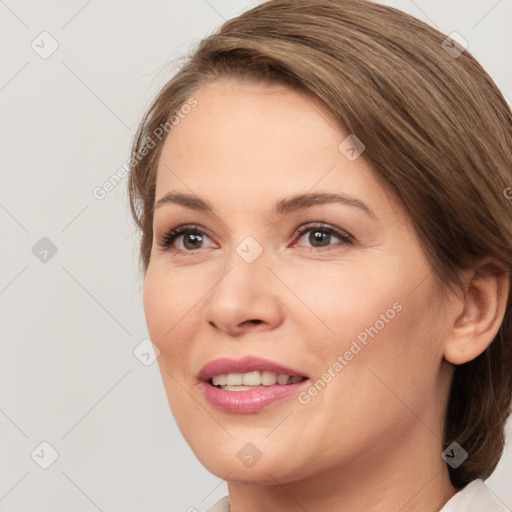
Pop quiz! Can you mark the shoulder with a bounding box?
[440,479,507,512]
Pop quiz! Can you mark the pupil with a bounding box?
[309,230,330,247]
[184,233,203,250]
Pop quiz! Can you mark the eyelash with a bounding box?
[157,222,354,254]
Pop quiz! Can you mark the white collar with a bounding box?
[440,479,506,511]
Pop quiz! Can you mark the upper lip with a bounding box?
[198,356,309,382]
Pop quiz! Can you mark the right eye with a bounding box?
[157,224,216,253]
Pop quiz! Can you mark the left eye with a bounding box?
[293,224,354,249]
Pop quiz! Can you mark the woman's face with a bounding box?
[143,78,455,484]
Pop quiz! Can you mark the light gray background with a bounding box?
[1,1,511,511]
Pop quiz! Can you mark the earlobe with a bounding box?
[443,258,510,366]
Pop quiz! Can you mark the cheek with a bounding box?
[279,257,407,343]
[142,266,201,365]
[283,254,442,384]
[143,268,204,425]
[328,279,446,417]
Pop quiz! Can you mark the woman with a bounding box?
[128,1,512,510]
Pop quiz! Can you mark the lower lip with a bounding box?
[200,380,309,413]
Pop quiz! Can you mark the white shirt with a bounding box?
[205,479,507,511]
[439,479,507,511]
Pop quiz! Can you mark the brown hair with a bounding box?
[128,0,512,488]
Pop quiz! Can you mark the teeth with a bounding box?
[211,371,305,388]
[262,371,277,386]
[243,371,261,386]
[277,374,289,385]
[222,385,257,391]
[226,373,243,386]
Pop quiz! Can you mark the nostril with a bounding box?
[236,319,263,327]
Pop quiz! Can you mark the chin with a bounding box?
[191,438,310,485]
[202,458,289,485]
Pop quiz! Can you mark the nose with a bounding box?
[203,251,285,337]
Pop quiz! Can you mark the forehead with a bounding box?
[155,78,390,214]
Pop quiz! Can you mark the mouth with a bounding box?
[198,355,309,387]
[198,356,310,412]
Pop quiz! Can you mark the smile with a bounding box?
[198,357,310,412]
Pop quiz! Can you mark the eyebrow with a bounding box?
[154,191,376,219]
[154,192,213,213]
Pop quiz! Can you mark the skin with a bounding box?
[143,78,508,511]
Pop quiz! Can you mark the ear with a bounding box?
[443,257,510,365]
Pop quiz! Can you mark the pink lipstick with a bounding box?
[198,356,309,413]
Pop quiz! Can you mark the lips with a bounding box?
[197,356,309,382]
[197,356,310,413]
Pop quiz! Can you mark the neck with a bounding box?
[226,422,458,512]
